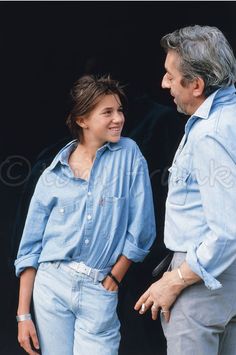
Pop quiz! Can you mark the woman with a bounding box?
[15,74,156,355]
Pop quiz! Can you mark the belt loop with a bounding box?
[54,261,61,269]
[94,270,99,284]
[87,267,92,277]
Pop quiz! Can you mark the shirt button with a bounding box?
[87,191,91,196]
[87,214,92,220]
[59,208,64,213]
[85,239,89,244]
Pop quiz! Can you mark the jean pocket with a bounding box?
[98,281,118,294]
[81,279,119,334]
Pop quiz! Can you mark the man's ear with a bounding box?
[192,77,205,97]
[76,117,88,129]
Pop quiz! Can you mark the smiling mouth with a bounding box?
[109,127,122,133]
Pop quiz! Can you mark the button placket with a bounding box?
[82,183,93,253]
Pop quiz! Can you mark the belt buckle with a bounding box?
[79,262,92,277]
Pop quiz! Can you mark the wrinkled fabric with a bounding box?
[164,85,236,290]
[15,137,156,276]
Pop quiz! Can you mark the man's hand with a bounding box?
[134,269,187,322]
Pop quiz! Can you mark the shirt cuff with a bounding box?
[186,245,222,290]
[14,254,40,277]
[122,238,149,262]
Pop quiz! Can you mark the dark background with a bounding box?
[1,2,236,355]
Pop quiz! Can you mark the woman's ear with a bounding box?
[192,77,205,98]
[76,117,88,129]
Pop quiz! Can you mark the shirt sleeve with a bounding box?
[14,174,51,277]
[186,134,236,290]
[122,150,156,262]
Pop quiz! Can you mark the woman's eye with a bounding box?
[103,110,112,115]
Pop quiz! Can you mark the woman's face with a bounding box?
[78,94,125,146]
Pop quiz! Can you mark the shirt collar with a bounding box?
[48,139,122,171]
[192,85,236,120]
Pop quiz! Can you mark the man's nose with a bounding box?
[161,73,170,89]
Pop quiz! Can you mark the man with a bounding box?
[135,25,236,354]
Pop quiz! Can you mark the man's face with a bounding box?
[161,50,197,116]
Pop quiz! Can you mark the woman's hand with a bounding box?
[18,319,40,355]
[101,276,119,291]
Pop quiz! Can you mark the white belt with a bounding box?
[63,261,108,283]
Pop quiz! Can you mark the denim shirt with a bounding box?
[15,137,156,277]
[165,85,236,290]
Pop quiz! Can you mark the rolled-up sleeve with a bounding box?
[14,177,51,277]
[122,153,156,262]
[186,134,236,290]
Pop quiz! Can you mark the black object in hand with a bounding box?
[152,252,173,278]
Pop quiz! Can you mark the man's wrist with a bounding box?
[162,270,187,294]
[177,267,188,285]
[178,262,202,285]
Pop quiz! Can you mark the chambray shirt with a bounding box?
[15,137,156,277]
[165,85,236,290]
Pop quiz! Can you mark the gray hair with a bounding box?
[160,25,236,97]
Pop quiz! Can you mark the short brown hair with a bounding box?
[66,74,126,139]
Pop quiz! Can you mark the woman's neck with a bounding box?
[76,138,106,162]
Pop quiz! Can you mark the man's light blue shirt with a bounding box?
[165,85,236,290]
[15,137,156,277]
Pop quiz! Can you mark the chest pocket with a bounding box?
[168,155,191,206]
[49,201,80,224]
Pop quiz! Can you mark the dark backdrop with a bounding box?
[1,2,236,355]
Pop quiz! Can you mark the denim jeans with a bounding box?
[33,261,120,355]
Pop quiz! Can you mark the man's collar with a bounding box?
[192,85,236,120]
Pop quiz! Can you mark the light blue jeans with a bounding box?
[33,261,120,355]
